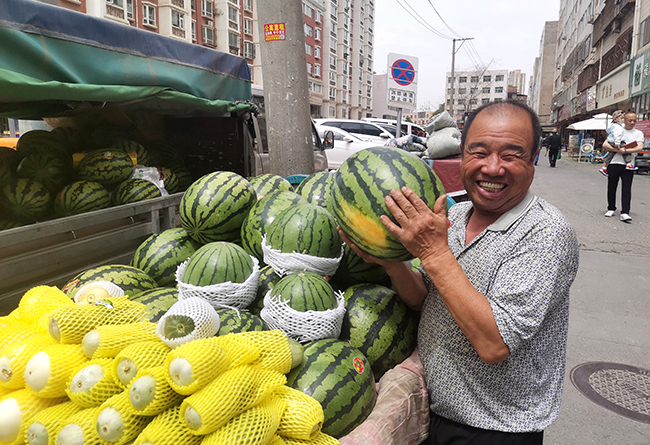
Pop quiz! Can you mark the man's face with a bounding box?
[460,106,536,218]
[623,113,637,130]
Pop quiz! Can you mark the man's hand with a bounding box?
[381,188,450,266]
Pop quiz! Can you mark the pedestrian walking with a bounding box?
[545,130,562,167]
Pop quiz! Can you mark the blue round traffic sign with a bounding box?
[391,59,415,86]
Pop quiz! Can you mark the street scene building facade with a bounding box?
[444,69,510,121]
[528,21,559,130]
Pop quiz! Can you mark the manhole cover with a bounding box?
[571,362,650,424]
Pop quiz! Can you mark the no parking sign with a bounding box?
[387,53,418,108]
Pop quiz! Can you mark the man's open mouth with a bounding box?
[478,181,506,193]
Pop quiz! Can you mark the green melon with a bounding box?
[215,308,266,335]
[340,283,418,379]
[89,125,132,149]
[62,264,157,301]
[76,150,135,189]
[160,167,179,194]
[129,287,179,322]
[330,244,391,291]
[266,203,342,259]
[269,271,338,312]
[111,140,152,166]
[249,174,292,199]
[131,228,201,287]
[1,178,51,223]
[53,181,110,217]
[329,146,446,262]
[111,178,162,206]
[295,170,336,212]
[182,241,254,287]
[16,152,72,193]
[240,190,306,262]
[247,265,281,317]
[15,130,69,160]
[179,171,257,244]
[287,338,376,438]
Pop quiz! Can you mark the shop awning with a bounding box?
[566,113,613,131]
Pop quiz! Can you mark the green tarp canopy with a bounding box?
[0,0,255,120]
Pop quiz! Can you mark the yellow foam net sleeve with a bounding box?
[127,366,184,416]
[0,322,39,352]
[200,394,287,445]
[48,297,149,344]
[25,343,88,398]
[274,385,324,441]
[16,286,75,333]
[238,330,293,374]
[214,333,261,367]
[0,388,67,445]
[1,333,55,389]
[132,405,203,445]
[282,432,341,445]
[112,341,171,389]
[0,385,15,400]
[94,390,154,445]
[88,322,159,358]
[270,435,288,445]
[164,337,231,395]
[66,357,123,408]
[180,364,287,435]
[25,400,84,445]
[55,406,105,445]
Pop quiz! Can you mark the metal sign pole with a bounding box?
[396,108,403,136]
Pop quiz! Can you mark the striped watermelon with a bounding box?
[111,178,162,206]
[131,228,201,287]
[287,338,376,438]
[249,174,292,199]
[15,130,69,160]
[50,126,81,154]
[269,271,337,312]
[170,166,193,192]
[16,152,72,193]
[340,283,418,379]
[0,219,23,231]
[240,190,306,262]
[329,244,391,291]
[76,150,135,188]
[111,140,152,166]
[1,178,51,223]
[54,181,110,217]
[182,241,254,287]
[330,147,446,262]
[295,170,336,212]
[248,265,281,317]
[62,264,157,301]
[179,171,257,244]
[0,156,15,187]
[215,308,266,335]
[129,287,178,322]
[160,167,179,194]
[266,203,342,259]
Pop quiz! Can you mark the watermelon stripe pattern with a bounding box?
[330,147,445,262]
[112,179,162,206]
[129,287,179,322]
[62,265,158,301]
[249,174,292,199]
[287,338,376,438]
[76,150,135,188]
[180,171,257,244]
[1,178,51,222]
[295,171,336,211]
[182,242,254,287]
[54,181,110,217]
[266,203,342,259]
[131,228,200,287]
[330,244,390,290]
[111,140,149,166]
[248,265,281,317]
[270,272,337,312]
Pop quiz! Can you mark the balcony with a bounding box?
[106,4,125,20]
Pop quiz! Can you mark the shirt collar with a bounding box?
[486,192,537,232]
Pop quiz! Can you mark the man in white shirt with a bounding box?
[602,111,645,222]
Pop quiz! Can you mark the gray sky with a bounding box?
[373,0,561,109]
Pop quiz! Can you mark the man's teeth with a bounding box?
[479,181,505,192]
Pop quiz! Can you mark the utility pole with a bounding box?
[448,37,473,121]
[257,1,314,177]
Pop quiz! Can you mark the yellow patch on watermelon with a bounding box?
[340,201,388,248]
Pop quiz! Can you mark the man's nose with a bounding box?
[482,154,504,175]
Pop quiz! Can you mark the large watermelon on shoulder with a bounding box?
[16,152,72,193]
[179,171,257,244]
[215,308,266,335]
[182,241,254,287]
[249,174,292,199]
[247,265,281,317]
[269,271,338,312]
[54,181,110,217]
[111,178,162,206]
[62,264,157,301]
[129,287,178,322]
[287,338,376,438]
[240,190,306,262]
[1,178,51,223]
[340,283,418,379]
[76,150,135,189]
[266,203,342,259]
[329,146,445,262]
[131,228,201,287]
[295,170,336,213]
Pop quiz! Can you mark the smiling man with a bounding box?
[339,101,580,444]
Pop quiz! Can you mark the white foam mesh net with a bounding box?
[175,258,260,310]
[261,236,343,278]
[156,297,221,349]
[73,281,125,302]
[260,289,346,343]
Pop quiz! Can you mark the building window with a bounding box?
[314,46,321,59]
[107,0,124,7]
[458,88,466,94]
[202,0,213,18]
[303,3,313,18]
[329,71,336,82]
[243,0,252,11]
[171,10,184,29]
[228,32,240,50]
[315,28,321,41]
[495,74,504,81]
[329,87,336,99]
[315,10,322,23]
[329,55,336,69]
[329,106,335,116]
[228,6,238,29]
[483,75,491,82]
[447,77,451,83]
[307,62,312,74]
[459,76,467,83]
[495,87,504,93]
[482,98,490,104]
[305,43,313,55]
[191,20,196,40]
[494,98,503,102]
[314,64,321,77]
[329,37,336,53]
[244,18,253,35]
[126,0,133,19]
[142,4,156,25]
[202,26,214,45]
[470,76,479,82]
[244,41,255,58]
[190,0,195,11]
[482,87,490,94]
[304,24,313,37]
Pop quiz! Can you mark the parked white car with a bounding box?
[313,118,394,145]
[316,125,378,170]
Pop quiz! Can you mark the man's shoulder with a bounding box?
[526,197,578,239]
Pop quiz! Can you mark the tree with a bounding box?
[404,116,413,123]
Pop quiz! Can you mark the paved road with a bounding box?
[529,154,650,444]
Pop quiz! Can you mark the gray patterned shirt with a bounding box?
[419,192,579,432]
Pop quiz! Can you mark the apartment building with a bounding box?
[508,69,528,95]
[528,21,558,129]
[444,69,509,121]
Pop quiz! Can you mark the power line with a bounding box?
[394,0,453,40]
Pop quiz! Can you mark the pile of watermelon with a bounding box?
[0,125,193,230]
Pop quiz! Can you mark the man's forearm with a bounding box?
[384,262,428,311]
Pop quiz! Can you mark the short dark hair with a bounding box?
[461,100,542,161]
